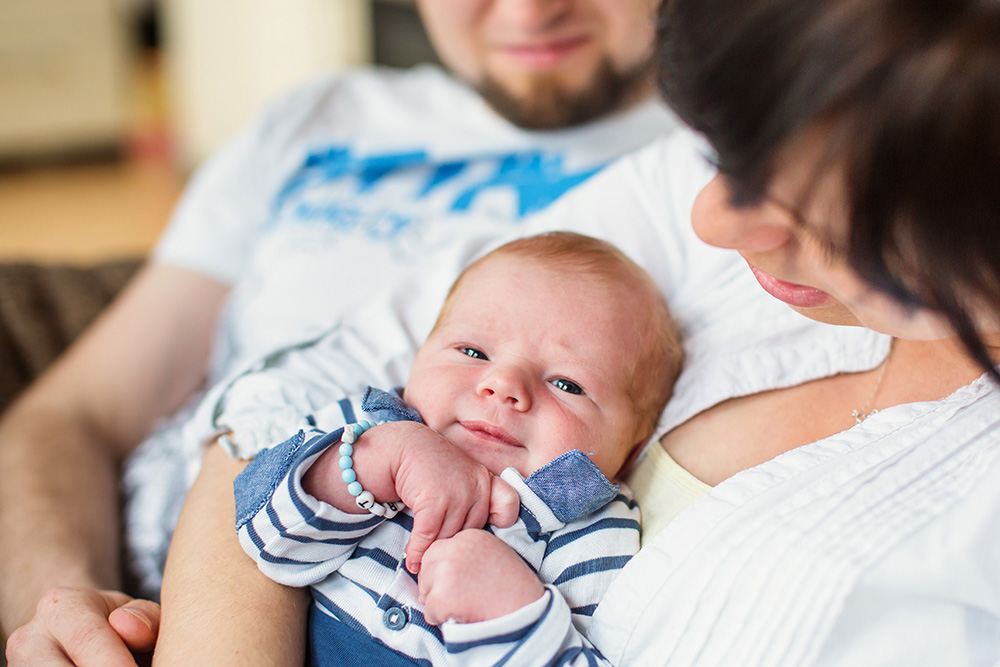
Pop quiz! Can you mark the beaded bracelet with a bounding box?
[339,420,404,518]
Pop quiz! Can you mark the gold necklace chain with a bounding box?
[852,339,895,424]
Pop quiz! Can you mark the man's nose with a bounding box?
[497,0,573,33]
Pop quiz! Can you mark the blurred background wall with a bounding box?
[0,0,437,263]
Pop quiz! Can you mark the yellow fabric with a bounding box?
[625,442,712,547]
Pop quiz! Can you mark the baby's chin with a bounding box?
[443,426,527,477]
[468,449,519,478]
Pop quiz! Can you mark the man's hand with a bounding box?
[5,588,160,666]
[417,530,545,625]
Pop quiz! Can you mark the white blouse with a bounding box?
[194,132,1000,665]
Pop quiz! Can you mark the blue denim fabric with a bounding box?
[234,428,346,530]
[307,604,426,667]
[234,387,420,532]
[233,430,306,530]
[524,450,620,523]
[361,386,424,424]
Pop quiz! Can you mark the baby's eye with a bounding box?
[550,379,584,395]
[460,347,488,360]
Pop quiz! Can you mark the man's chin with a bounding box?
[475,59,652,130]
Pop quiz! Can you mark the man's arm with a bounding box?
[0,264,228,655]
[154,444,309,666]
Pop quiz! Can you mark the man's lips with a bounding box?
[747,263,831,308]
[498,36,590,68]
[458,421,523,448]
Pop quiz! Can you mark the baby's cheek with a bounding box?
[402,388,440,428]
[592,429,636,479]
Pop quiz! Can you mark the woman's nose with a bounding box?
[692,175,794,253]
[477,366,532,411]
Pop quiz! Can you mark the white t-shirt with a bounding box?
[202,131,1000,665]
[123,64,680,596]
[154,64,679,379]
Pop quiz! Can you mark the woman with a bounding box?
[152,0,999,663]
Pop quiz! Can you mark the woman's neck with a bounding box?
[876,335,994,407]
[660,333,993,487]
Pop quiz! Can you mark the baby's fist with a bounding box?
[417,530,545,625]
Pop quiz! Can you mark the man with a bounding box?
[0,0,675,663]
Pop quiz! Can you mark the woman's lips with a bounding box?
[748,263,831,308]
[499,36,589,69]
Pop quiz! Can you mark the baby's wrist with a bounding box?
[300,424,400,513]
[443,586,551,630]
[338,421,404,518]
[301,443,349,506]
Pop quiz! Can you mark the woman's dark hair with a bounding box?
[656,0,1000,377]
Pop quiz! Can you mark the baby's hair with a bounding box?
[436,231,682,441]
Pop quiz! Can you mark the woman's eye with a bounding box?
[800,227,844,264]
[460,347,488,360]
[551,379,584,395]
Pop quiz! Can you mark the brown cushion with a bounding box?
[0,260,142,412]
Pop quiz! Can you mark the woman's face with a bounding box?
[691,133,958,340]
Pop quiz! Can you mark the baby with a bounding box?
[234,232,681,666]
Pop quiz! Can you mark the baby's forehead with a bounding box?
[456,256,657,332]
[458,252,643,295]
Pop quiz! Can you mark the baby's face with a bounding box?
[404,255,649,479]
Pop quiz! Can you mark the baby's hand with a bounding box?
[304,419,520,571]
[388,421,501,572]
[418,530,546,625]
[488,474,520,529]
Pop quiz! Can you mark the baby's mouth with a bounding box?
[458,421,523,448]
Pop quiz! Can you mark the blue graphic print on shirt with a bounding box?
[269,145,603,240]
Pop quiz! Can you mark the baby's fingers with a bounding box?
[488,476,520,528]
[406,492,490,573]
[405,506,445,573]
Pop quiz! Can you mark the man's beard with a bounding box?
[475,57,653,131]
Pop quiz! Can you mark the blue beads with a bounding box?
[337,419,404,518]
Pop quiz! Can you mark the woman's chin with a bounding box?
[785,302,864,328]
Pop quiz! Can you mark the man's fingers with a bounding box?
[15,588,141,667]
[108,599,161,653]
[61,615,141,667]
[5,623,77,666]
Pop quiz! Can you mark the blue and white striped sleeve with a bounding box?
[534,489,639,637]
[441,586,611,666]
[234,427,387,588]
[436,453,640,665]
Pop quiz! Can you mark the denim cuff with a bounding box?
[500,449,620,531]
[359,386,423,424]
